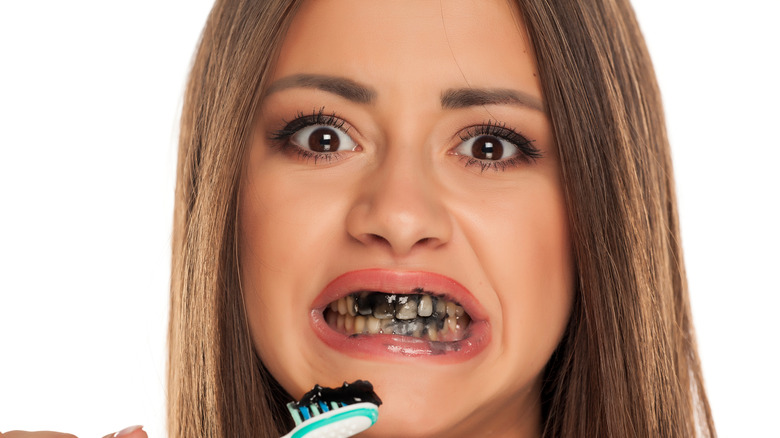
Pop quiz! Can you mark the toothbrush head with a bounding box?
[282,380,382,438]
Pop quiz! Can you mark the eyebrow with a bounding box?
[264,74,377,104]
[441,88,545,112]
[265,74,545,112]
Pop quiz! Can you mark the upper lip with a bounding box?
[312,268,488,321]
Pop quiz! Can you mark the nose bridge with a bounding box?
[346,141,451,255]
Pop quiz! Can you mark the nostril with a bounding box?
[352,233,392,248]
[360,234,435,250]
[367,233,390,245]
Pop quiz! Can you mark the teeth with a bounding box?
[412,322,423,337]
[454,304,465,317]
[395,295,418,320]
[380,317,394,333]
[446,316,458,333]
[446,301,457,317]
[435,298,446,316]
[357,292,373,316]
[325,291,472,341]
[346,295,357,316]
[426,322,439,341]
[366,316,381,334]
[417,295,433,317]
[354,315,366,334]
[393,320,423,337]
[373,299,395,319]
[440,316,449,335]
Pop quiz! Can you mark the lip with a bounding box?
[310,269,491,362]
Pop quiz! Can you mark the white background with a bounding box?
[1,1,777,437]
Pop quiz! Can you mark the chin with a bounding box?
[361,397,469,438]
[346,370,488,438]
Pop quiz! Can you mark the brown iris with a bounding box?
[308,127,340,152]
[471,135,503,160]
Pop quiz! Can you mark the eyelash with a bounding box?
[455,121,542,173]
[269,107,350,164]
[269,108,542,171]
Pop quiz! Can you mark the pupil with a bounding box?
[472,135,503,160]
[481,142,494,157]
[320,133,332,151]
[309,127,340,152]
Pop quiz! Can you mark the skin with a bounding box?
[0,427,147,438]
[240,0,574,437]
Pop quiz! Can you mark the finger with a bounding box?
[101,425,145,438]
[3,433,78,438]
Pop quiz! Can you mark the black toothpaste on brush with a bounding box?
[282,380,382,438]
[293,380,383,409]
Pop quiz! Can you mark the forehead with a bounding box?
[273,0,542,100]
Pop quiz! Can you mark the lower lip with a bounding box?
[310,312,491,362]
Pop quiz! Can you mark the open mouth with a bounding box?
[323,289,471,342]
[311,269,490,360]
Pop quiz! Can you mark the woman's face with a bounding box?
[240,0,573,436]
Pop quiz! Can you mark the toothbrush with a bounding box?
[281,400,379,438]
[281,380,382,438]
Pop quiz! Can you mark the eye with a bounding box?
[269,108,360,162]
[454,135,519,161]
[290,124,357,153]
[451,122,542,169]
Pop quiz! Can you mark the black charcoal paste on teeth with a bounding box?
[329,290,472,339]
[354,290,461,320]
[294,380,383,408]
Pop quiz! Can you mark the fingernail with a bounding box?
[114,425,143,437]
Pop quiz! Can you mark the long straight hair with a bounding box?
[168,0,716,436]
[518,1,715,436]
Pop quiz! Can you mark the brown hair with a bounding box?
[168,0,716,437]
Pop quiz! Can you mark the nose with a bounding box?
[345,154,452,256]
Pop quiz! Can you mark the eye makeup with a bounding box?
[453,120,543,173]
[268,107,357,164]
[270,107,351,142]
[266,107,542,172]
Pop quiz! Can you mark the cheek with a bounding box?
[240,163,350,279]
[238,172,309,371]
[238,179,302,385]
[507,186,572,360]
[238,163,357,394]
[460,175,573,369]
